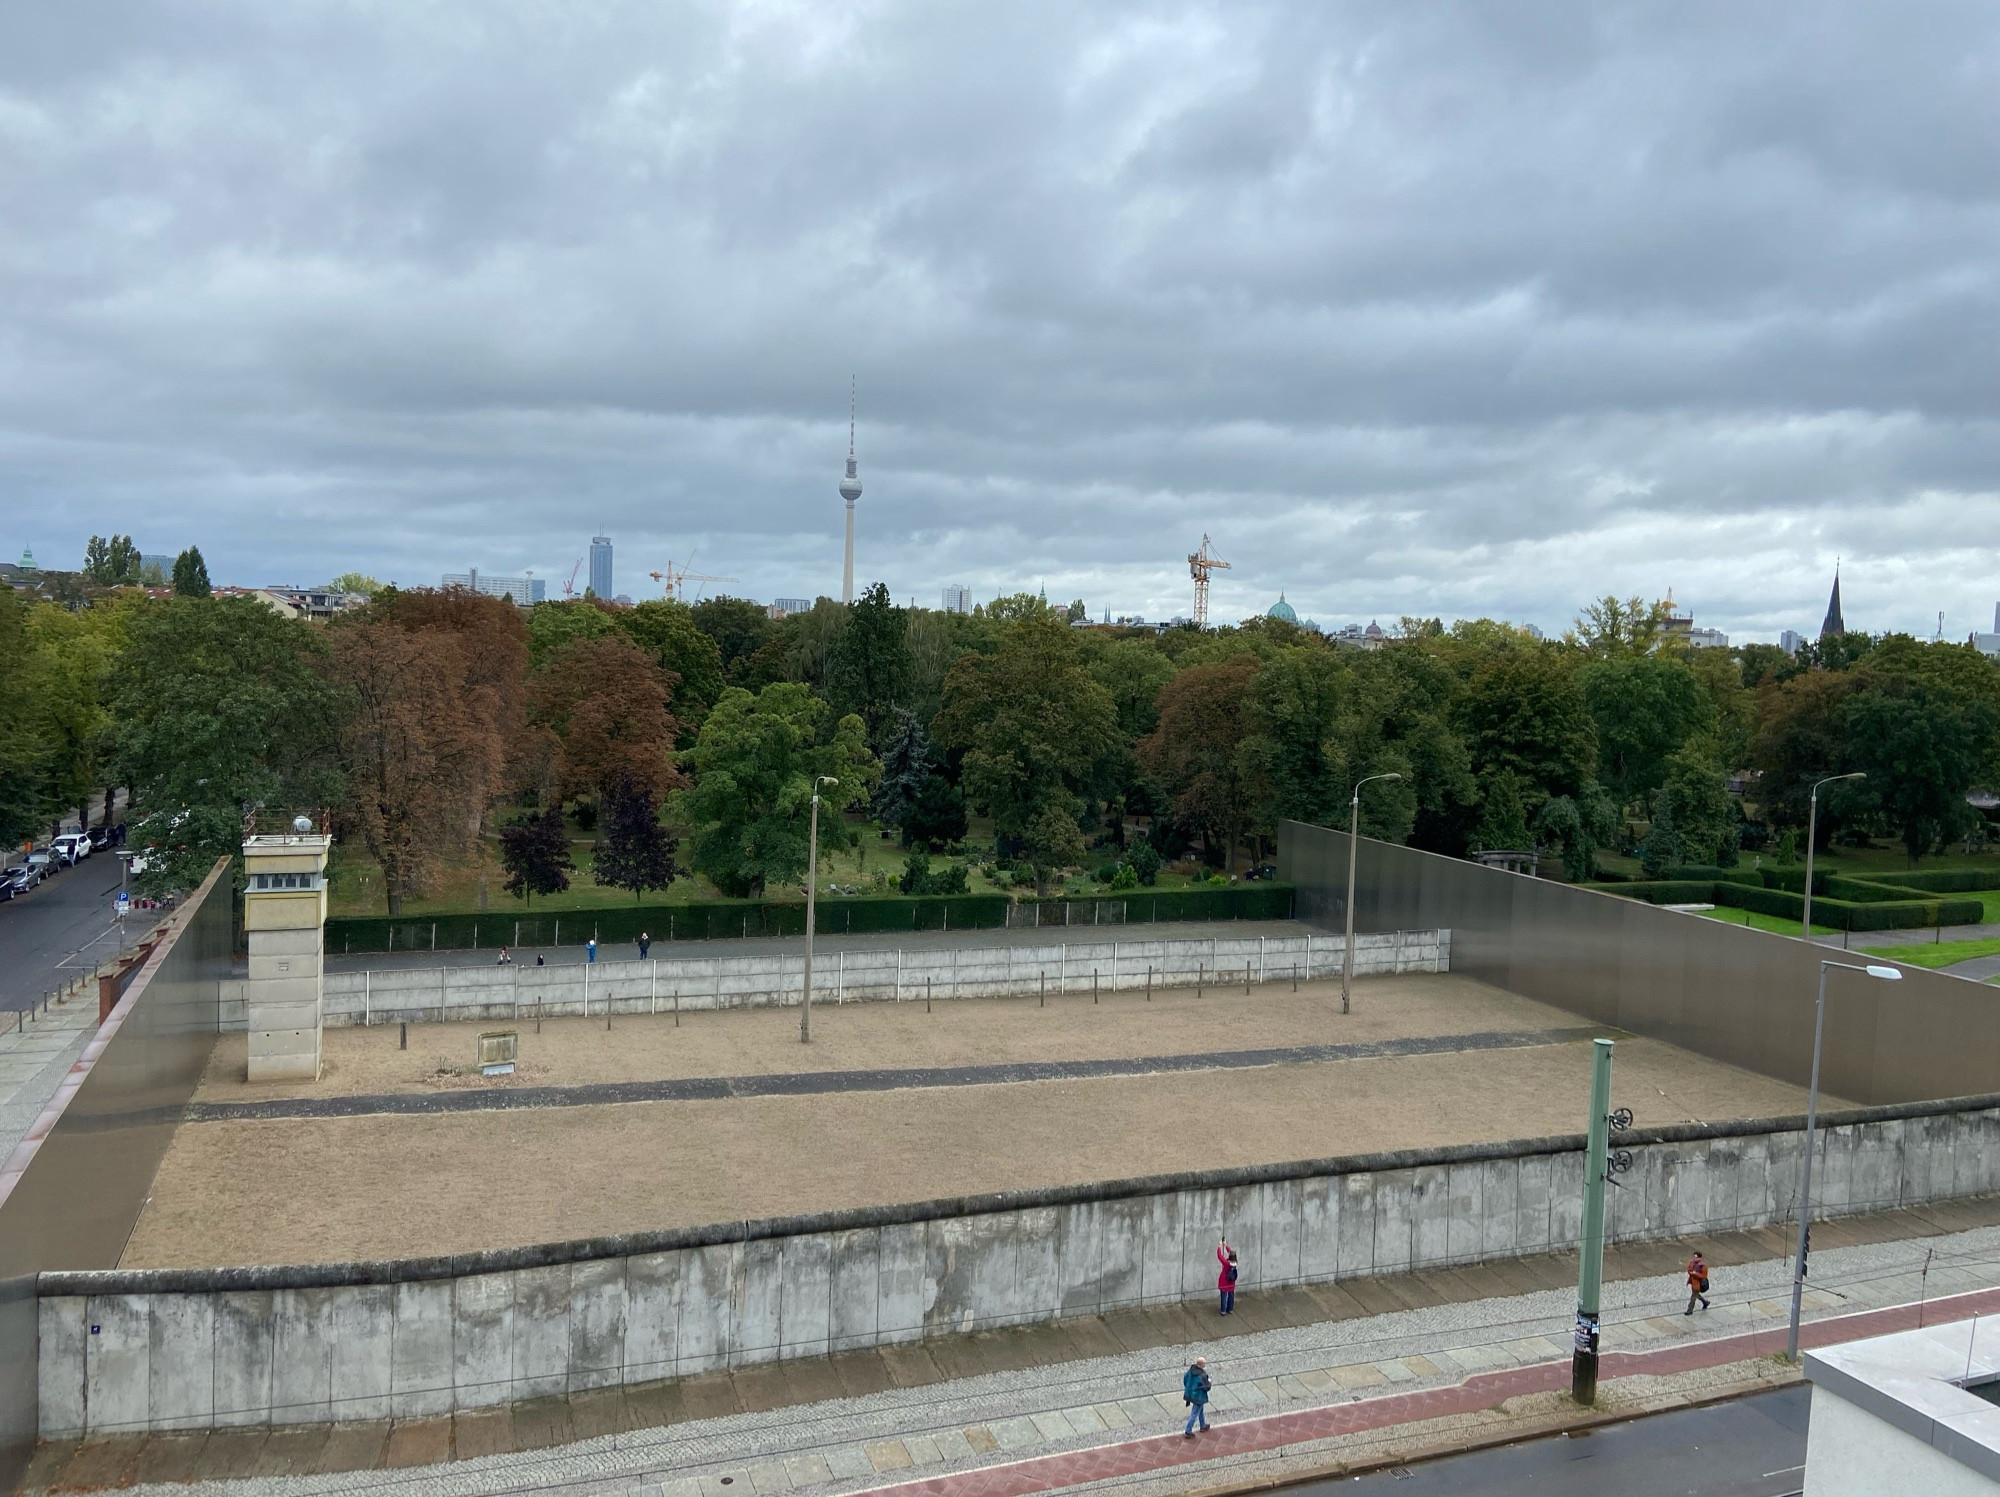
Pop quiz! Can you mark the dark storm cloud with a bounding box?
[1,0,1996,637]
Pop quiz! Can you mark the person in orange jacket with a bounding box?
[1685,1251,1711,1314]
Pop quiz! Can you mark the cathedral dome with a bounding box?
[1267,592,1298,623]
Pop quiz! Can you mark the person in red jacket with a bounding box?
[1217,1237,1239,1315]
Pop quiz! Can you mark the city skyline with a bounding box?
[3,4,1995,641]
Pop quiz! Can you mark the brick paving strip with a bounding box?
[846,1284,2000,1497]
[181,1026,1606,1122]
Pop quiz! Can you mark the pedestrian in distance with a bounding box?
[1181,1357,1211,1436]
[587,937,598,963]
[639,931,651,959]
[1685,1251,1711,1315]
[1217,1237,1239,1315]
[535,953,545,967]
[496,947,513,965]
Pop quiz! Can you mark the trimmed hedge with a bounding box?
[325,883,1296,954]
[1587,878,1981,932]
[1872,868,2000,894]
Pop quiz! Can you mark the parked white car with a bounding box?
[52,832,92,865]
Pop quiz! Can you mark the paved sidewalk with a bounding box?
[29,1199,2000,1497]
[0,979,99,1163]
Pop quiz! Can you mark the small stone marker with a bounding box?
[479,1030,518,1076]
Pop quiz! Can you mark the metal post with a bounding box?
[1788,962,1832,1361]
[1573,1037,1614,1406]
[803,778,833,1044]
[926,976,932,1013]
[1803,772,1865,938]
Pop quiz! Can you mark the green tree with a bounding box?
[617,599,725,735]
[171,547,213,598]
[1125,836,1162,885]
[593,775,677,900]
[329,572,385,597]
[1532,784,1619,881]
[500,806,574,906]
[1474,769,1530,851]
[1090,637,1177,739]
[1456,645,1596,802]
[1657,739,1739,866]
[1022,801,1087,895]
[1838,678,1993,862]
[691,596,778,681]
[1578,655,1710,808]
[1568,595,1671,658]
[108,596,342,893]
[83,534,143,586]
[525,598,618,667]
[827,582,912,748]
[23,600,124,832]
[933,615,1118,851]
[871,709,935,832]
[902,773,968,850]
[1637,792,1683,877]
[675,682,877,897]
[0,586,43,842]
[1139,656,1260,868]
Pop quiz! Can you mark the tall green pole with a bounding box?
[1573,1037,1614,1406]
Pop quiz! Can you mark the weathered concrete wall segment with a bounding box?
[218,931,1448,1029]
[39,1100,2000,1435]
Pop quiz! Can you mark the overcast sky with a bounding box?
[3,2,1996,640]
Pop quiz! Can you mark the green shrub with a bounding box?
[1874,868,2000,893]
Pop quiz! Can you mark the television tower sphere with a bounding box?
[839,456,862,503]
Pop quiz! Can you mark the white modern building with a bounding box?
[1803,1319,2000,1494]
[443,569,546,604]
[942,584,971,614]
[1781,628,1807,654]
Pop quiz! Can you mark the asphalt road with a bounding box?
[0,855,131,1015]
[1317,1385,1809,1496]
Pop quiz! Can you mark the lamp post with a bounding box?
[1787,958,1902,1359]
[801,776,839,1044]
[1801,772,1865,939]
[1342,772,1402,1015]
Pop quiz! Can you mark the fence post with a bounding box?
[927,976,932,1014]
[432,923,436,952]
[897,948,903,1002]
[1040,971,1046,1007]
[838,950,845,1006]
[439,966,446,1025]
[584,964,590,1018]
[1259,935,1265,985]
[364,970,371,1026]
[1146,966,1152,1001]
[1094,970,1099,1004]
[1244,964,1250,995]
[651,965,657,1016]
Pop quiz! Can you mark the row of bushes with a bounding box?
[1590,878,1983,933]
[324,883,1297,954]
[1599,861,2000,901]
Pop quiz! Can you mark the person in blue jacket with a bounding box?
[1181,1356,1211,1436]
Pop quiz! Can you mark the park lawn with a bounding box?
[1858,937,2000,970]
[1694,907,1838,937]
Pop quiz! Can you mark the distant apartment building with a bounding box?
[588,535,614,599]
[1661,591,1726,649]
[767,596,813,619]
[140,552,176,580]
[443,568,547,605]
[267,585,370,619]
[1686,626,1729,648]
[1780,628,1806,654]
[942,584,971,614]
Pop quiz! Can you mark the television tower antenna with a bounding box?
[1188,534,1230,627]
[839,377,862,604]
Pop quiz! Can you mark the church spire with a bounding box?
[1820,562,1845,640]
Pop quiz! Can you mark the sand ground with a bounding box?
[124,976,1843,1269]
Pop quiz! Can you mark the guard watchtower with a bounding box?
[241,819,332,1081]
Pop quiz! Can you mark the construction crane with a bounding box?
[1188,534,1229,628]
[649,555,738,603]
[560,558,584,599]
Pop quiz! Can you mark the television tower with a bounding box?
[839,379,862,603]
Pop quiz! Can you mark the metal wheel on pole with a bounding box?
[1342,773,1401,1015]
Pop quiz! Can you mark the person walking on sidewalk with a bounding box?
[1217,1237,1239,1315]
[1685,1251,1711,1314]
[1181,1357,1211,1436]
[638,931,651,959]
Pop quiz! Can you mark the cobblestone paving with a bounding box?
[31,1202,2000,1497]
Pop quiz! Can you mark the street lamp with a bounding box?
[801,776,838,1044]
[1801,773,1865,939]
[1787,958,1901,1359]
[1342,772,1402,1015]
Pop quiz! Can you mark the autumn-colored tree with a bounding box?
[530,633,683,804]
[1139,656,1260,869]
[326,619,509,914]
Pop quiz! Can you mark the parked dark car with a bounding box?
[1,864,41,897]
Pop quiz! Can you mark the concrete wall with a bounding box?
[1279,819,2000,1107]
[219,931,1449,1029]
[0,860,232,1489]
[1804,1391,1999,1497]
[39,1098,2000,1436]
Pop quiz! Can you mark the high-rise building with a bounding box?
[769,596,813,617]
[589,535,614,599]
[1780,629,1805,654]
[444,568,546,605]
[942,584,970,614]
[141,552,176,581]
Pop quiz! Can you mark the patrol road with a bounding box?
[0,855,132,1018]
